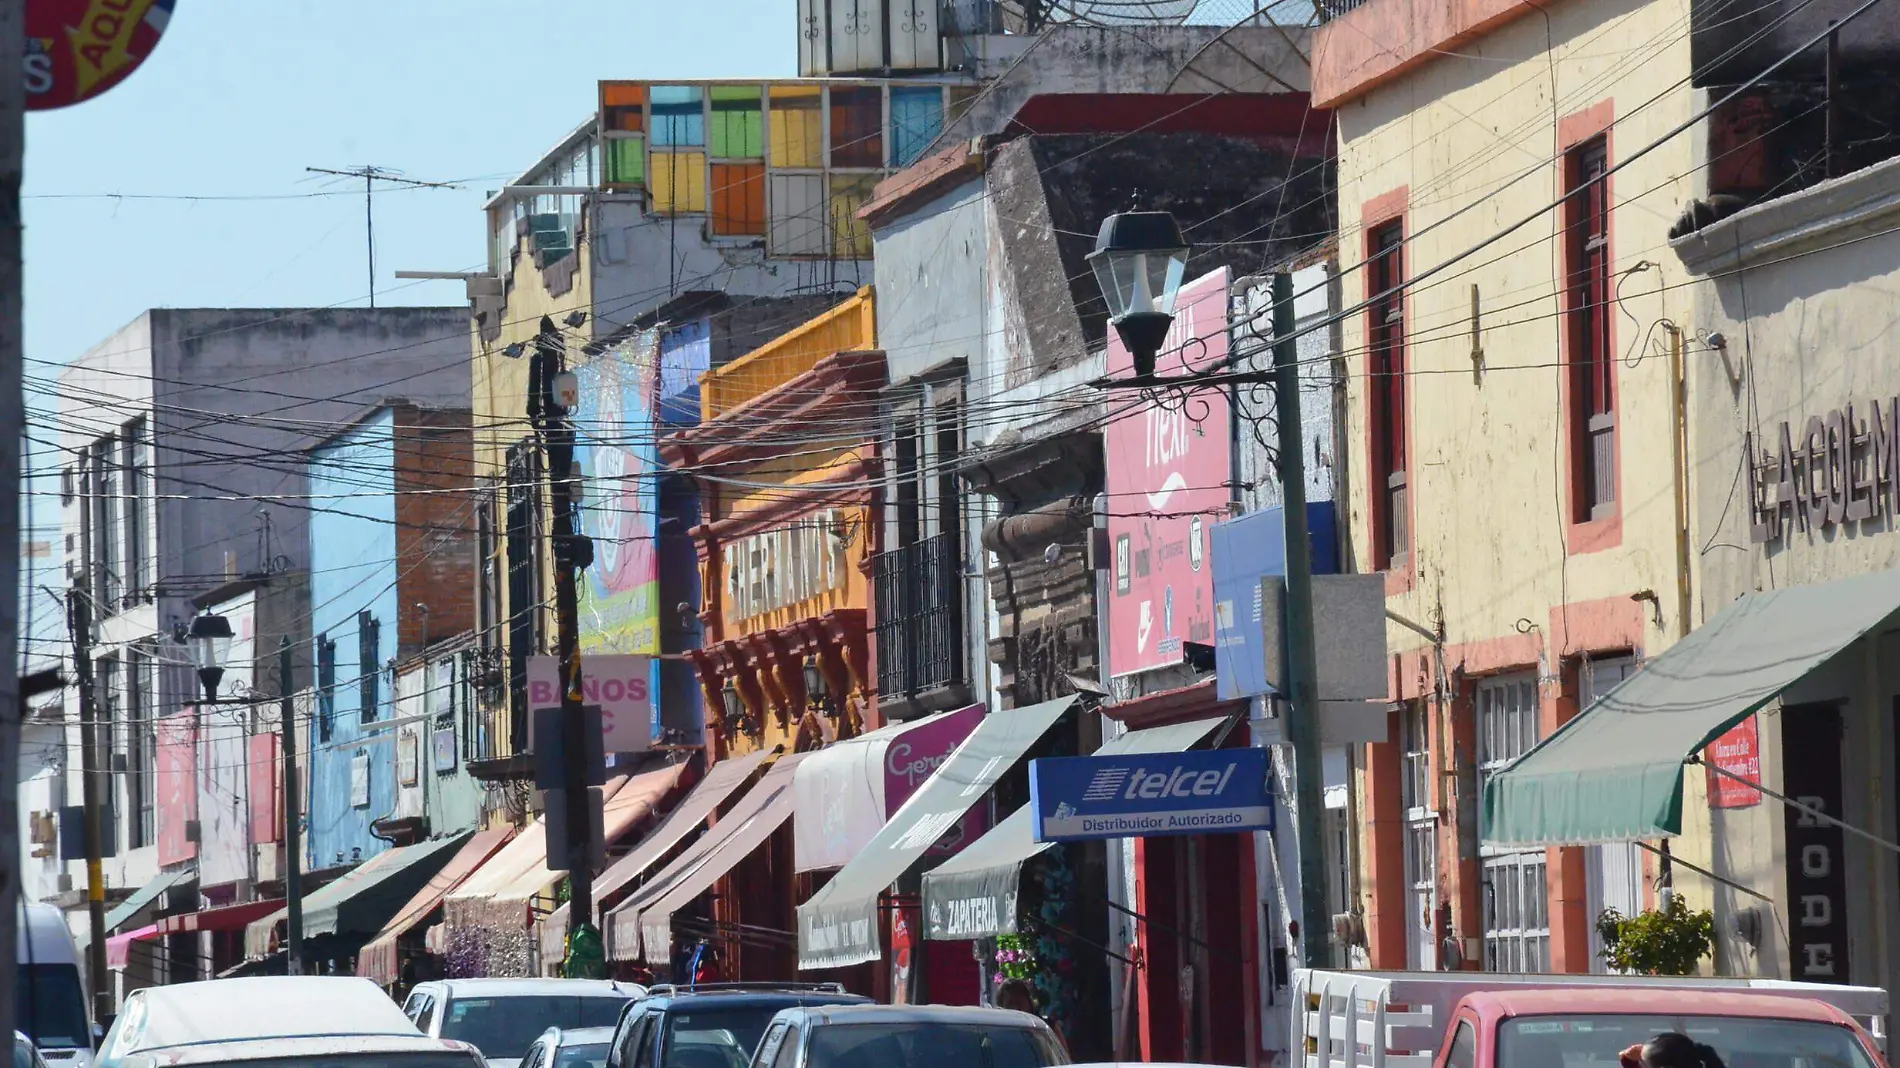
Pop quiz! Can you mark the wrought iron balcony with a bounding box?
[873,531,966,708]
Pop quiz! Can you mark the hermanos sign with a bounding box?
[1748,397,1900,544]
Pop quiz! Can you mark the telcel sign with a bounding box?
[1029,747,1272,843]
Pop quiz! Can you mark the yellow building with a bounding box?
[1315,0,1700,973]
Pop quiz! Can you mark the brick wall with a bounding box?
[393,407,479,659]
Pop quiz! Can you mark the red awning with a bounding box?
[355,826,515,988]
[156,898,285,936]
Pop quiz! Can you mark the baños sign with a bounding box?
[1747,397,1900,544]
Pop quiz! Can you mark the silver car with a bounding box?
[403,979,644,1068]
[519,1027,615,1068]
[749,1005,1068,1068]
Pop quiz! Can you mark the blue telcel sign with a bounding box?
[1028,748,1274,843]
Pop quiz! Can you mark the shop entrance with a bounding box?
[1135,831,1254,1065]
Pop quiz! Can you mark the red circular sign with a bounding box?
[24,0,176,111]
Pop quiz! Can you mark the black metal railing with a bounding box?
[873,531,966,702]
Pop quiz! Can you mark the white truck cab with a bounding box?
[17,903,93,1068]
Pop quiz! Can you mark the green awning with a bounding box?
[797,695,1077,970]
[1483,567,1900,847]
[244,832,471,959]
[81,867,195,948]
[921,715,1228,941]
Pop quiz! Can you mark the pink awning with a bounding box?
[106,924,161,970]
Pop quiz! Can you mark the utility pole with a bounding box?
[1,0,25,1041]
[1272,273,1333,970]
[279,636,304,976]
[65,587,110,1015]
[529,316,600,976]
[304,166,459,307]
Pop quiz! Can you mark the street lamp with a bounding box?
[720,676,752,737]
[187,610,234,703]
[802,654,832,717]
[1087,209,1189,379]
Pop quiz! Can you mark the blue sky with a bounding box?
[18,1,796,660]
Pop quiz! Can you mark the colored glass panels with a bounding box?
[709,85,764,159]
[770,85,824,168]
[651,85,705,147]
[712,163,767,236]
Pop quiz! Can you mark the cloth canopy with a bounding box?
[356,826,514,987]
[921,714,1227,940]
[83,867,194,949]
[106,924,161,970]
[156,897,284,936]
[796,695,1076,970]
[244,832,471,960]
[1483,567,1900,846]
[792,705,984,871]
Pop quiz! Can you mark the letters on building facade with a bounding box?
[726,508,849,623]
[1747,397,1900,544]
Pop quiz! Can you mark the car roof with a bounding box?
[135,1034,476,1066]
[642,992,873,1010]
[784,1005,1048,1028]
[120,977,418,1050]
[1473,989,1860,1022]
[424,979,640,999]
[542,1028,616,1047]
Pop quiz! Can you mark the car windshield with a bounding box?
[553,1044,610,1068]
[1497,1014,1878,1068]
[440,997,632,1060]
[661,1011,784,1068]
[164,1055,479,1068]
[805,1023,1061,1068]
[15,964,89,1050]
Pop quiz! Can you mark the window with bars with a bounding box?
[120,420,147,607]
[1566,136,1615,522]
[1368,221,1409,567]
[358,611,381,722]
[1401,699,1437,969]
[128,643,155,849]
[317,635,337,743]
[96,654,121,852]
[1401,700,1431,815]
[1477,672,1548,972]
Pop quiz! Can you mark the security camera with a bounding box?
[1705,331,1728,352]
[1043,543,1062,565]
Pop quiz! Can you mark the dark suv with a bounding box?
[606,984,872,1068]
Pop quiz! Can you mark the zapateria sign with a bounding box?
[1748,397,1900,544]
[1029,747,1273,843]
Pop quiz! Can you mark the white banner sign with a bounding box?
[527,654,654,753]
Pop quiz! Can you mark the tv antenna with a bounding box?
[306,165,460,307]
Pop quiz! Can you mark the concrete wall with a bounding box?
[1332,0,1703,972]
[1674,155,1900,989]
[306,410,401,869]
[875,178,989,387]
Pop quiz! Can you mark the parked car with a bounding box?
[18,903,94,1067]
[95,976,422,1068]
[403,979,645,1068]
[108,1034,484,1068]
[606,984,872,1068]
[748,1005,1068,1068]
[16,1033,52,1068]
[520,1027,615,1068]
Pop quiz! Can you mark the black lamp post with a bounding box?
[1087,209,1190,379]
[720,676,752,737]
[802,654,832,717]
[187,610,234,703]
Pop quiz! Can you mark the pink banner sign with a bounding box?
[1105,268,1233,677]
[527,654,654,753]
[156,711,198,865]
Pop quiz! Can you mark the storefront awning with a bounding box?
[606,751,808,964]
[539,748,772,967]
[796,695,1076,970]
[793,705,984,872]
[244,832,473,960]
[156,896,285,936]
[1483,568,1900,847]
[921,714,1227,941]
[83,866,195,948]
[357,826,515,987]
[106,924,162,970]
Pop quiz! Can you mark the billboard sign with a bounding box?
[25,0,176,111]
[576,330,662,656]
[1209,504,1339,701]
[528,653,653,753]
[1029,746,1272,843]
[1105,268,1232,677]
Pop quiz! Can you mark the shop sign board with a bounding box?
[1782,703,1849,983]
[1706,715,1762,809]
[1029,747,1272,843]
[527,653,653,753]
[1748,396,1900,544]
[25,0,177,111]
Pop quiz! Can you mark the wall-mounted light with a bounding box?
[503,342,526,359]
[1088,209,1189,379]
[721,676,753,737]
[803,654,834,718]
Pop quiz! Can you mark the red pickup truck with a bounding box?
[1295,970,1888,1068]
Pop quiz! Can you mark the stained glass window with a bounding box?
[829,174,876,258]
[769,85,824,168]
[712,163,766,236]
[770,173,826,255]
[710,85,764,159]
[651,150,708,213]
[830,86,883,168]
[651,85,705,147]
[602,82,645,133]
[604,135,645,186]
[890,86,944,168]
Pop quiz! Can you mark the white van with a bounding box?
[17,903,93,1068]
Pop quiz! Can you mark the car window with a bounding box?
[752,1024,789,1068]
[555,1043,611,1068]
[414,997,438,1035]
[580,1002,628,1029]
[167,1054,481,1068]
[15,962,89,1049]
[440,997,635,1061]
[662,1011,781,1068]
[805,1024,1056,1068]
[1445,1021,1476,1068]
[768,1027,800,1068]
[626,1015,658,1068]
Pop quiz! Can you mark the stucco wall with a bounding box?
[874,178,988,387]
